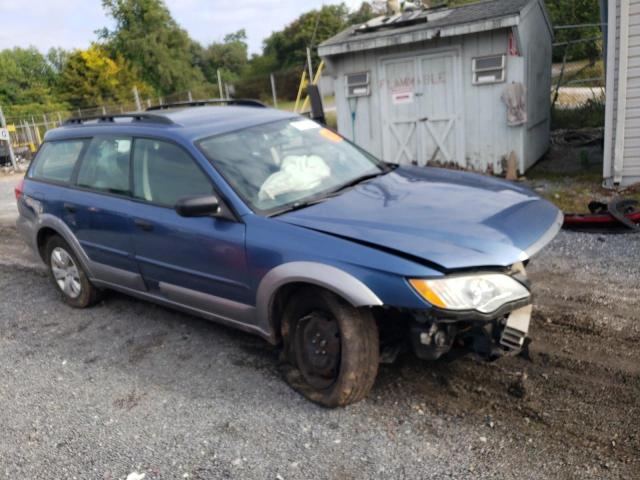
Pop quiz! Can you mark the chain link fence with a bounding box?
[0,66,313,167]
[551,30,605,130]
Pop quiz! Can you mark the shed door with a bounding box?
[381,57,420,164]
[381,51,463,166]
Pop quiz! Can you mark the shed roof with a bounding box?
[319,0,535,57]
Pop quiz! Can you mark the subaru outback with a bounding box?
[16,100,562,407]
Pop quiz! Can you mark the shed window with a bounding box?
[346,72,370,97]
[472,55,506,85]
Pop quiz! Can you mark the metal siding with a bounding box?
[624,20,640,182]
[460,30,524,173]
[605,0,640,186]
[518,1,552,170]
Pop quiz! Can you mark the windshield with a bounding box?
[198,118,384,214]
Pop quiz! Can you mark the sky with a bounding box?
[0,0,364,55]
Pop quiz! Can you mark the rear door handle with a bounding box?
[63,202,77,213]
[134,219,154,231]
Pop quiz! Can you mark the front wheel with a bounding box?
[281,287,379,407]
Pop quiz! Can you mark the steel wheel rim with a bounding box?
[293,311,341,390]
[51,247,82,299]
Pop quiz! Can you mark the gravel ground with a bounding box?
[0,175,19,225]
[0,177,638,478]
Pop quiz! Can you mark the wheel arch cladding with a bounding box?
[35,214,94,277]
[255,261,383,341]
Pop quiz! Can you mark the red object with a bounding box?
[564,211,640,226]
[14,178,24,201]
[508,31,519,56]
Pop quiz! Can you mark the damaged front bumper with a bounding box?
[408,298,533,362]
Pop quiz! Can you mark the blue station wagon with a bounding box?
[16,100,562,407]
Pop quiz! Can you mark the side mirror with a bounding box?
[175,195,220,217]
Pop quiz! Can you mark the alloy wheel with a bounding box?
[50,247,82,299]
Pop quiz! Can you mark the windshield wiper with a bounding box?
[328,170,388,196]
[270,196,330,216]
[270,166,394,217]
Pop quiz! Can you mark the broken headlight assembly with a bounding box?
[409,273,530,314]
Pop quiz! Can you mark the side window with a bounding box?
[30,140,87,183]
[76,137,132,195]
[132,138,213,207]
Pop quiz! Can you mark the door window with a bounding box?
[132,138,213,207]
[30,139,88,183]
[76,137,132,195]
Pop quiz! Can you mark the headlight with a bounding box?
[409,273,530,313]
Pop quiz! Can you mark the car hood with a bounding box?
[276,166,562,271]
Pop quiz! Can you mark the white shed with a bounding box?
[318,0,553,174]
[602,0,640,186]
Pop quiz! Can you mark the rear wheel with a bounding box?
[45,236,100,308]
[281,287,379,407]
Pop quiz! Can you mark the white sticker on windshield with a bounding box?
[290,119,320,131]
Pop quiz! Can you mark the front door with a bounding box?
[129,137,251,313]
[381,50,463,166]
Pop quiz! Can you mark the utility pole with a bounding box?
[133,85,142,111]
[30,116,41,147]
[306,47,314,81]
[217,69,224,99]
[0,106,18,169]
[270,73,278,108]
[23,120,34,151]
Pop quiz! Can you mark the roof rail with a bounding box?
[146,98,266,111]
[64,113,174,126]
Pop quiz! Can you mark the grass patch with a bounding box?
[526,153,640,213]
[551,99,605,130]
[534,179,640,213]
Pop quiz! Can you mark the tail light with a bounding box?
[14,178,24,201]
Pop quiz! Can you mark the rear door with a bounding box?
[129,137,251,309]
[66,135,140,286]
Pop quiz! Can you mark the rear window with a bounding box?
[30,140,87,183]
[77,137,132,195]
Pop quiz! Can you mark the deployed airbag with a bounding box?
[259,155,330,201]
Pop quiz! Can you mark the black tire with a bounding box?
[45,235,101,308]
[280,287,379,407]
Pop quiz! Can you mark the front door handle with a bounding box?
[134,219,154,231]
[63,202,77,213]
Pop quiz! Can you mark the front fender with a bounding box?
[255,261,383,341]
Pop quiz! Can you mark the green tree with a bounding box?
[347,2,379,25]
[262,4,352,69]
[46,47,71,74]
[198,29,249,84]
[0,47,66,117]
[99,0,205,94]
[58,45,152,108]
[545,0,601,61]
